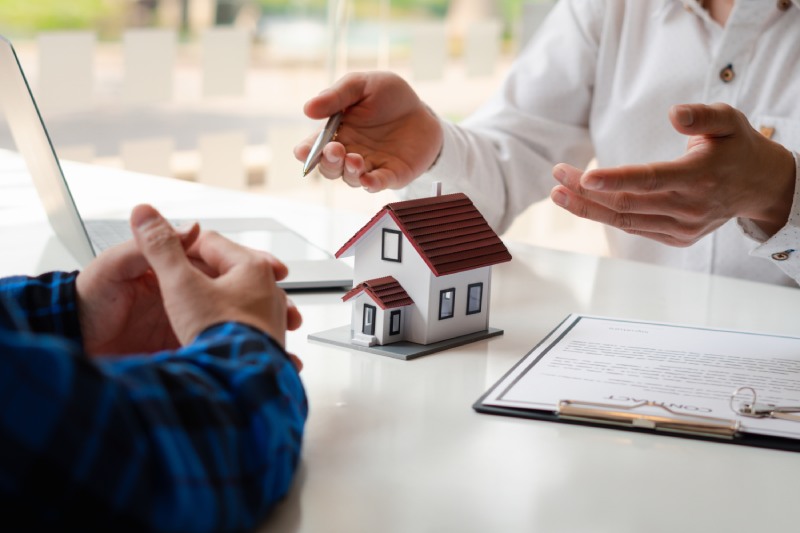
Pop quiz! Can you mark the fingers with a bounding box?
[286,296,302,331]
[293,131,318,162]
[295,137,370,189]
[309,142,370,188]
[188,230,288,282]
[668,102,746,137]
[316,142,346,180]
[551,165,686,229]
[176,222,201,247]
[93,221,199,283]
[549,184,707,245]
[552,164,584,191]
[287,352,304,373]
[550,178,724,246]
[342,153,367,187]
[131,205,195,287]
[580,164,667,193]
[293,133,352,177]
[554,158,698,194]
[553,164,706,218]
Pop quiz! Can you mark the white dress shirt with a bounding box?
[418,0,800,287]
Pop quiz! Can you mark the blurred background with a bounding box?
[0,0,607,255]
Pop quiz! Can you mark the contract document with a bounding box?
[476,314,800,447]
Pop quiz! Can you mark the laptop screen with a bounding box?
[0,35,352,290]
[0,35,96,266]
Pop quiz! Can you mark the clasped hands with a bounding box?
[550,103,796,246]
[76,204,302,369]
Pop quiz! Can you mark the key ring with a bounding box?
[730,386,800,422]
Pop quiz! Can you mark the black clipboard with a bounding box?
[473,314,800,453]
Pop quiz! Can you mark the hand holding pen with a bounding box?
[293,72,444,192]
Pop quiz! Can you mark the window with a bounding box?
[466,283,483,315]
[390,310,401,335]
[382,229,402,262]
[439,288,455,320]
[362,304,376,335]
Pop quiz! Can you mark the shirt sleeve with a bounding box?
[0,319,308,533]
[402,0,602,233]
[0,271,82,342]
[738,151,800,283]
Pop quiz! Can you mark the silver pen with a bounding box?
[302,111,344,177]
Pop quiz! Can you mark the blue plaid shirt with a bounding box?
[0,272,307,532]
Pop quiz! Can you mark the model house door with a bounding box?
[362,304,376,335]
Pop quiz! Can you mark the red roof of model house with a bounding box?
[342,276,415,308]
[336,193,512,276]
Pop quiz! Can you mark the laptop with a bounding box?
[0,35,352,290]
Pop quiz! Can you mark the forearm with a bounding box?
[0,321,307,532]
[406,0,598,233]
[417,116,593,233]
[0,271,82,341]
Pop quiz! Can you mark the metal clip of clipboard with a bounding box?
[558,399,741,439]
[730,386,800,423]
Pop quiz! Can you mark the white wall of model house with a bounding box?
[351,214,431,343]
[349,213,493,345]
[423,269,492,344]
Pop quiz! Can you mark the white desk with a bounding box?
[3,151,800,533]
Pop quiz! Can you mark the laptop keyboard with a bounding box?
[85,219,185,251]
[84,220,133,251]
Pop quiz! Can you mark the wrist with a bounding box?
[423,104,444,172]
[750,144,796,237]
[196,321,285,353]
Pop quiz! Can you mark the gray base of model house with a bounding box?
[308,325,504,361]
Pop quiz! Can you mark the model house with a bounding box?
[337,189,512,347]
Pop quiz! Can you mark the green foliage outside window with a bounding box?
[0,0,118,36]
[0,0,531,41]
[256,0,449,19]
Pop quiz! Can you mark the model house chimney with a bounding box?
[432,181,442,197]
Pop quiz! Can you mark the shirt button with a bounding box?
[719,64,735,83]
[771,250,794,261]
[778,0,791,11]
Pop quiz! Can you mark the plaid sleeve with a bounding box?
[0,271,82,342]
[0,319,308,533]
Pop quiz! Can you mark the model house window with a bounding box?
[466,283,483,315]
[390,310,401,335]
[382,229,402,262]
[362,304,376,335]
[439,288,455,320]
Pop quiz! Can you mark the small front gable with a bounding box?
[342,276,414,309]
[344,277,413,345]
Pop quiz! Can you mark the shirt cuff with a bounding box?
[397,117,460,200]
[740,150,800,280]
[428,118,465,181]
[399,118,468,200]
[194,322,294,367]
[196,321,270,341]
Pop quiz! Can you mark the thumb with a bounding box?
[130,204,192,284]
[303,72,367,119]
[669,103,745,138]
